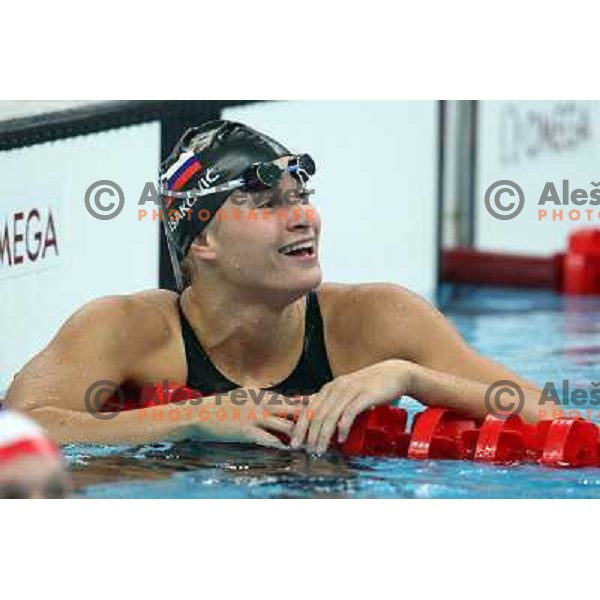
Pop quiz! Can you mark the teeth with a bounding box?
[280,241,314,254]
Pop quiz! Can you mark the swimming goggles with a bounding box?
[161,153,316,200]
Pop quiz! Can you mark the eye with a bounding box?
[260,199,276,208]
[256,195,280,209]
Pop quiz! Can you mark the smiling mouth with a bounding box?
[278,239,316,257]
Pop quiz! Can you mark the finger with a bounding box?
[337,395,378,442]
[248,428,288,449]
[316,392,360,454]
[261,391,307,418]
[307,387,340,452]
[290,395,318,449]
[306,409,325,452]
[260,416,294,436]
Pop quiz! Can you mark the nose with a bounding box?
[284,202,315,233]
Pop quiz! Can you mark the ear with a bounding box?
[189,231,218,262]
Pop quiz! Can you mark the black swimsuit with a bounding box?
[178,290,334,396]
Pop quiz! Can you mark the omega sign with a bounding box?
[499,101,592,166]
[0,206,59,274]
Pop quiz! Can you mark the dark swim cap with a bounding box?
[160,120,291,262]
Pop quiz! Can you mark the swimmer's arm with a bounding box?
[406,361,543,422]
[23,403,203,445]
[358,284,543,422]
[4,296,199,444]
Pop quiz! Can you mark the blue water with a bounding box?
[68,284,600,498]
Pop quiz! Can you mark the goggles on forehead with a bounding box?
[161,153,316,200]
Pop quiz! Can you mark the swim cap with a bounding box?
[160,120,291,264]
[0,411,59,463]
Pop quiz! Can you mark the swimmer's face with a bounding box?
[0,454,72,499]
[193,156,322,298]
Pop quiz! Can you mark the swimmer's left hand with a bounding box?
[290,359,415,454]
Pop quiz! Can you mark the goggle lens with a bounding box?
[243,154,316,191]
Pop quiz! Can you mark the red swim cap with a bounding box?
[0,411,59,463]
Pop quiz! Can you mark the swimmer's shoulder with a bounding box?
[64,289,187,382]
[317,281,426,322]
[316,282,436,369]
[70,288,181,350]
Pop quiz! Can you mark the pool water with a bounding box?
[67,284,600,498]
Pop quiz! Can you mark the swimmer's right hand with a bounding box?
[193,389,303,449]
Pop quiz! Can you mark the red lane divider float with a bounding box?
[335,405,410,457]
[539,419,599,467]
[104,386,600,468]
[408,408,478,460]
[350,407,600,468]
[473,415,534,464]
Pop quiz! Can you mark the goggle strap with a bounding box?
[160,155,314,201]
[162,217,185,292]
[161,177,245,200]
